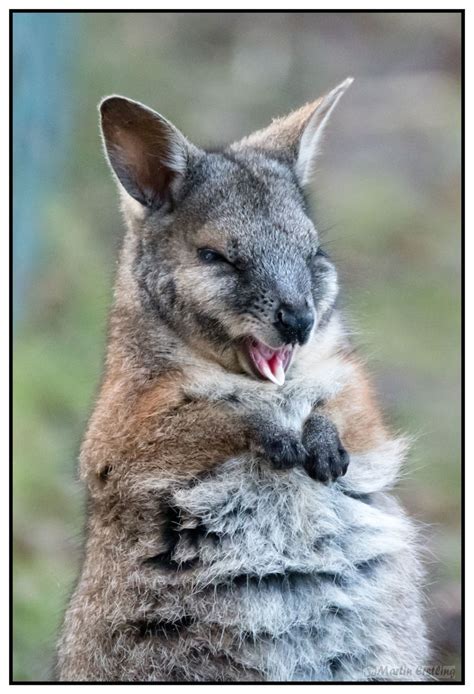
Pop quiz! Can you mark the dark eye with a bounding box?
[307,247,327,265]
[198,248,231,265]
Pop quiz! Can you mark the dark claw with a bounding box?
[306,450,332,483]
[337,447,350,477]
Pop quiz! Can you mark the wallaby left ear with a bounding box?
[99,95,199,210]
[234,77,353,187]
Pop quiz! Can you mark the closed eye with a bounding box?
[198,247,234,266]
[308,247,328,262]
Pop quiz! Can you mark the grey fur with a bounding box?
[57,83,429,682]
[59,446,428,682]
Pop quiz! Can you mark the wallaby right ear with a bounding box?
[99,96,196,210]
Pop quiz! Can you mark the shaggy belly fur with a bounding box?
[59,441,428,682]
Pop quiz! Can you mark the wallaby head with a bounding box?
[99,78,352,384]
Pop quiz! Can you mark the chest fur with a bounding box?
[126,454,427,681]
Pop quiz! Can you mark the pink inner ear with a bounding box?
[118,128,159,194]
[105,117,179,208]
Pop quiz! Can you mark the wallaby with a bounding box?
[57,79,429,682]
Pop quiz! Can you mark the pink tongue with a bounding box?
[268,353,280,375]
[247,340,287,386]
[259,351,285,386]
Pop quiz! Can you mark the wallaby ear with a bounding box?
[233,78,353,187]
[99,95,196,210]
[295,78,353,185]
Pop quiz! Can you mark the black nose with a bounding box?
[275,303,315,345]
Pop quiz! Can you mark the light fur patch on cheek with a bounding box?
[176,268,220,306]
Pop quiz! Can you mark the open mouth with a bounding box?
[242,337,294,386]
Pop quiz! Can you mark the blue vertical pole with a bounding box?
[13,12,77,324]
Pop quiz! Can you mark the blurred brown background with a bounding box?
[13,11,462,681]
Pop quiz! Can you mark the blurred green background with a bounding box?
[12,11,462,682]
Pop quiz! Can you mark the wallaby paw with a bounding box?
[302,414,349,483]
[257,431,308,470]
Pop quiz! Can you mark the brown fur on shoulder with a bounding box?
[81,367,251,504]
[323,354,388,453]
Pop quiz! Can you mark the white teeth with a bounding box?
[246,337,290,386]
[260,360,284,386]
[273,360,286,386]
[259,358,285,386]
